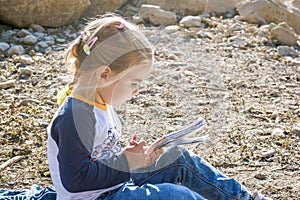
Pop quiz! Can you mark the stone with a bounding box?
[0,42,10,52]
[7,45,25,56]
[16,29,32,38]
[164,25,180,34]
[23,35,38,45]
[277,46,298,57]
[139,4,177,26]
[0,0,90,28]
[81,0,128,18]
[270,22,299,46]
[0,80,15,89]
[19,67,34,75]
[179,16,202,27]
[148,0,207,15]
[237,0,300,34]
[206,0,243,14]
[291,126,300,136]
[272,127,285,137]
[14,55,35,65]
[29,24,46,33]
[1,30,16,41]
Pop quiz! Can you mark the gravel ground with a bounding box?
[0,16,299,199]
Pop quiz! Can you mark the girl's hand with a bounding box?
[141,147,164,168]
[124,134,164,170]
[123,140,147,170]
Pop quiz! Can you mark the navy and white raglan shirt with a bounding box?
[47,94,131,200]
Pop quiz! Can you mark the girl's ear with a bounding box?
[96,66,112,82]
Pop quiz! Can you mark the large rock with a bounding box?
[205,0,243,14]
[147,0,207,15]
[81,0,128,18]
[237,0,300,34]
[139,5,177,26]
[0,0,90,28]
[270,22,299,46]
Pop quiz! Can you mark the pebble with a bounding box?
[17,29,32,38]
[260,149,276,158]
[179,16,202,27]
[277,46,298,57]
[14,55,34,65]
[19,99,41,106]
[291,126,300,136]
[272,127,285,137]
[23,35,37,45]
[0,42,10,52]
[164,25,180,34]
[254,171,267,180]
[0,80,15,89]
[55,38,66,43]
[29,24,46,32]
[19,67,33,75]
[7,45,25,56]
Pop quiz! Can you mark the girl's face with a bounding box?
[98,60,152,107]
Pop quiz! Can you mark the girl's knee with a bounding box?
[113,183,204,200]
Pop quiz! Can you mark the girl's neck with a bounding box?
[73,88,106,105]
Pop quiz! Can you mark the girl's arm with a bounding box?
[49,102,131,193]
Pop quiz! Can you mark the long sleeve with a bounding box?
[48,97,130,194]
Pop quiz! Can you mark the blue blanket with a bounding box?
[0,185,56,200]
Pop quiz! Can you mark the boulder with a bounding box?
[139,5,177,26]
[205,0,243,15]
[81,0,128,18]
[270,22,299,46]
[147,0,207,15]
[237,0,300,34]
[0,0,90,28]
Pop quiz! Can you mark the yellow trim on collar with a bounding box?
[70,93,107,111]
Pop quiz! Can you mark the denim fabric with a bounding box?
[103,147,252,200]
[0,184,56,200]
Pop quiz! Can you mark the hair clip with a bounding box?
[80,31,90,42]
[116,23,125,29]
[81,30,99,55]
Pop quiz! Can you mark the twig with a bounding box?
[0,156,23,172]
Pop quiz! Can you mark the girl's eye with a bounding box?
[131,82,139,88]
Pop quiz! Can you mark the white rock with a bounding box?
[19,67,33,75]
[237,0,300,34]
[272,127,285,137]
[270,22,299,46]
[23,35,37,45]
[164,25,180,34]
[277,46,298,57]
[0,42,10,51]
[0,80,15,89]
[14,55,34,65]
[7,45,25,56]
[139,4,177,26]
[179,16,202,27]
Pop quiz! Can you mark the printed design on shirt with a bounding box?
[92,126,122,159]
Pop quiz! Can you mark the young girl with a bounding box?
[47,15,270,200]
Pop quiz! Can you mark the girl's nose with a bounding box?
[133,88,139,96]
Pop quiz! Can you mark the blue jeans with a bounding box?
[102,147,252,200]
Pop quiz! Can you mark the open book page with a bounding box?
[146,118,208,153]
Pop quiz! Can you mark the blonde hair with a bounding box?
[66,14,154,90]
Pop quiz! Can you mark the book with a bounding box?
[146,117,208,153]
